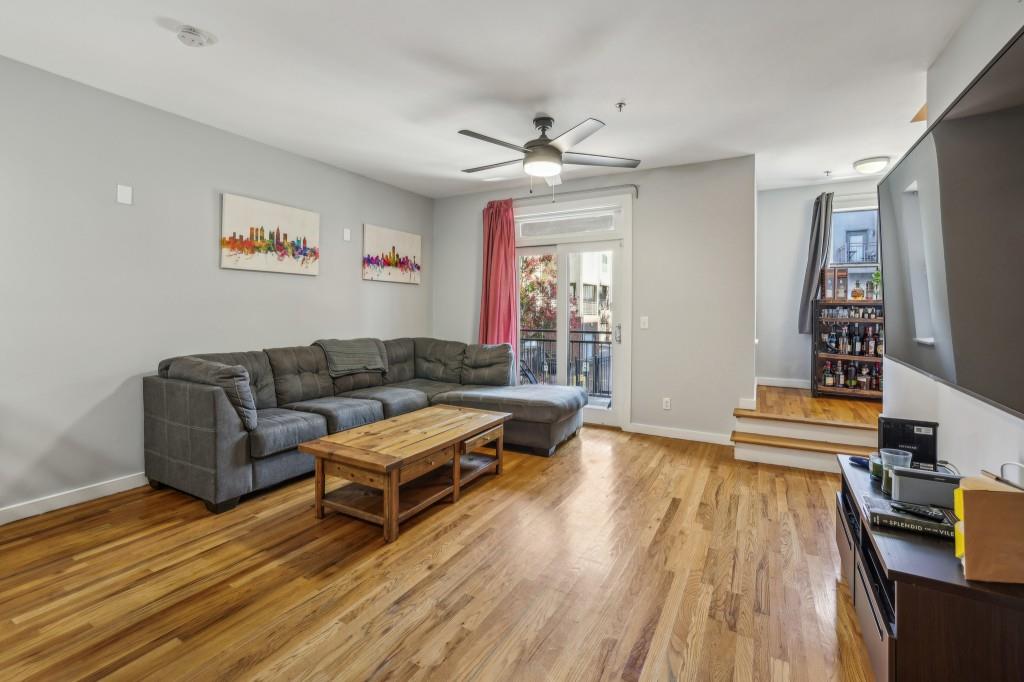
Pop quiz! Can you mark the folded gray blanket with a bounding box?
[314,338,388,377]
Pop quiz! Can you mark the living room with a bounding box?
[2,1,1023,679]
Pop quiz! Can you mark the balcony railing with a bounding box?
[519,328,612,399]
[833,241,879,265]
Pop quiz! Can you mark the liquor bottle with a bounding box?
[866,326,876,356]
[839,325,848,354]
[827,325,838,353]
[877,328,885,356]
[835,360,844,383]
[853,326,862,356]
[847,362,857,388]
[851,280,865,300]
[823,362,834,387]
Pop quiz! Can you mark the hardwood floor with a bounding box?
[755,385,882,427]
[0,428,871,681]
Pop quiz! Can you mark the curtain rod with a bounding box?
[510,183,639,204]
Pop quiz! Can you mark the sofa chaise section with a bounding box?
[433,384,587,455]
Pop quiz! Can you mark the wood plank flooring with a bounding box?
[0,428,872,681]
[755,385,882,428]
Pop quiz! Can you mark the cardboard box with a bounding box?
[955,475,1024,584]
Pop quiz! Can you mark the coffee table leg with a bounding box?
[383,470,400,542]
[451,447,462,503]
[314,458,325,519]
[496,429,504,475]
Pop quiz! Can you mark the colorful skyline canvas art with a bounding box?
[362,224,421,284]
[220,193,320,276]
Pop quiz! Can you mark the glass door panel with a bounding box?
[517,249,558,385]
[566,249,614,410]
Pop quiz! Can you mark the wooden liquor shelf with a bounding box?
[812,297,884,401]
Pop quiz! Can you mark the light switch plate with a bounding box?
[343,228,351,241]
[116,184,133,205]
[640,316,649,329]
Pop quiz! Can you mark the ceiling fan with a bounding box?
[459,115,640,186]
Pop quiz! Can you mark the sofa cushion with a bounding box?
[433,385,588,424]
[342,386,429,418]
[285,396,383,433]
[159,350,277,409]
[250,408,328,458]
[414,338,467,383]
[167,356,259,430]
[462,344,514,386]
[332,371,383,395]
[390,378,464,400]
[382,338,415,384]
[265,346,334,405]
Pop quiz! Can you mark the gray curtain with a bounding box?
[798,192,833,334]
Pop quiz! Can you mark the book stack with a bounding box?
[862,496,956,540]
[954,475,1024,584]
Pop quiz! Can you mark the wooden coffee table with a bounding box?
[298,405,511,542]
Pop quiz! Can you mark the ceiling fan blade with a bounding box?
[550,118,605,152]
[562,151,641,168]
[458,130,528,153]
[544,174,562,187]
[461,159,522,173]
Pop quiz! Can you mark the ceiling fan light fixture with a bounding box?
[523,145,562,177]
[853,156,890,175]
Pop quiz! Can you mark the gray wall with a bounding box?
[926,0,1024,120]
[433,157,756,440]
[756,179,878,385]
[0,57,434,512]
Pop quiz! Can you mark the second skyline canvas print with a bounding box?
[362,224,422,284]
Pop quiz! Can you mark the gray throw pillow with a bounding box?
[167,356,258,430]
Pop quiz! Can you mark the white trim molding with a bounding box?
[738,397,758,410]
[625,422,732,446]
[756,376,812,390]
[0,472,147,526]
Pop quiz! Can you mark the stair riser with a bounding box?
[733,443,841,473]
[733,417,876,447]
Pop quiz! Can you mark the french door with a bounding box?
[518,240,627,426]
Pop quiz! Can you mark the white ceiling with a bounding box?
[0,0,976,197]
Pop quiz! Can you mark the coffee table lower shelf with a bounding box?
[322,453,498,528]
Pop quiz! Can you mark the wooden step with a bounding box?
[729,431,876,457]
[732,408,877,431]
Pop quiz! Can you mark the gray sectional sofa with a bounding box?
[143,337,586,512]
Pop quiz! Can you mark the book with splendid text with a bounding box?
[863,496,956,540]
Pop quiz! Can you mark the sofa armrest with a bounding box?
[143,375,252,505]
[462,344,515,386]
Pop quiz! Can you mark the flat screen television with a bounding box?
[878,25,1024,419]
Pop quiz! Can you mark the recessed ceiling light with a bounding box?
[853,156,890,175]
[177,25,211,47]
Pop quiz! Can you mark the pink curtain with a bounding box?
[478,199,519,357]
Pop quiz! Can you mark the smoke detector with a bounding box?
[176,25,210,47]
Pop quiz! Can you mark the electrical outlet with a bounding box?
[640,316,649,329]
[662,397,671,410]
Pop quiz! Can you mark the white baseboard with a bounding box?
[625,422,732,446]
[0,472,147,526]
[756,376,812,390]
[738,397,757,410]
